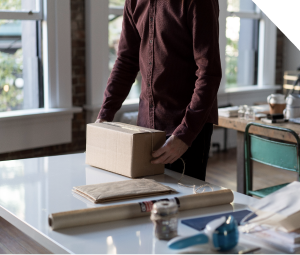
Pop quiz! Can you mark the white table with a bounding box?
[0,153,279,254]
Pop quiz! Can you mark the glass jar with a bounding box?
[238,105,245,119]
[150,201,178,240]
[245,106,255,120]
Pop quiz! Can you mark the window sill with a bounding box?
[221,85,281,95]
[0,107,82,154]
[84,85,281,122]
[0,107,82,122]
[218,85,281,106]
[118,85,281,106]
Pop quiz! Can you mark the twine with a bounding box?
[177,158,214,194]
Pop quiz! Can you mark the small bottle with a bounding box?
[245,106,255,120]
[238,105,245,119]
[150,201,178,240]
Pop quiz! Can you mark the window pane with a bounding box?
[109,15,141,100]
[0,0,38,11]
[109,0,125,8]
[226,17,259,88]
[0,20,40,112]
[227,0,257,12]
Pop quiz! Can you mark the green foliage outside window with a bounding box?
[109,0,125,7]
[226,37,238,87]
[0,0,24,111]
[0,48,23,112]
[227,0,240,12]
[0,0,21,12]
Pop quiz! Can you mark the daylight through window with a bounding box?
[0,0,42,112]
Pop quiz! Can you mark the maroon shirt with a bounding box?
[98,0,222,147]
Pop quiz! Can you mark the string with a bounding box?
[177,158,214,194]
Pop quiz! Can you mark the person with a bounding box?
[96,0,222,181]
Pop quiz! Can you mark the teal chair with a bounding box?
[245,122,300,197]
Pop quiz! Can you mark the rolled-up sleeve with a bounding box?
[172,0,222,146]
[98,0,140,121]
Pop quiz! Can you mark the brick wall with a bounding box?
[0,0,87,161]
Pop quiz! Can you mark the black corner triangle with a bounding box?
[253,0,300,49]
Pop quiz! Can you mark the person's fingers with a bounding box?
[152,144,167,158]
[151,152,172,164]
[165,156,177,164]
[95,119,107,123]
[169,156,179,164]
[162,155,176,164]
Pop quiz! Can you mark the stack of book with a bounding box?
[261,113,288,124]
[218,106,239,117]
[242,226,300,253]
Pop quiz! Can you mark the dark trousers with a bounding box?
[165,123,213,181]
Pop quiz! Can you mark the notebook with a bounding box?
[181,209,257,231]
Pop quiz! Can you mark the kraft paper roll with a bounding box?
[49,189,234,230]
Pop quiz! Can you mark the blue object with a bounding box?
[168,216,239,251]
[168,233,209,250]
[181,209,256,231]
[244,123,300,198]
[212,216,239,251]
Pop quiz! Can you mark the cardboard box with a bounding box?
[86,122,166,178]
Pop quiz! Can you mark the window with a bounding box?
[109,0,141,100]
[0,0,43,112]
[226,0,261,88]
[86,0,277,112]
[0,0,77,153]
[107,0,269,92]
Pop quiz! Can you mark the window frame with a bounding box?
[224,3,277,88]
[0,0,43,110]
[0,0,81,153]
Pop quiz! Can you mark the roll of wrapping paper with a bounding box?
[49,189,234,230]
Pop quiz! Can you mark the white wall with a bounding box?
[284,37,300,71]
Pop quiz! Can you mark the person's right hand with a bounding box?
[95,119,107,123]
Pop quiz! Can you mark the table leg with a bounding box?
[224,128,228,152]
[237,131,252,194]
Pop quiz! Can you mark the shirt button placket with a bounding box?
[148,0,155,129]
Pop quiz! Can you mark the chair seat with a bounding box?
[248,183,290,198]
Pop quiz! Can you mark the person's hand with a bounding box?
[151,135,188,164]
[95,119,107,123]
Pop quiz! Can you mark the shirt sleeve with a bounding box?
[97,0,140,121]
[172,0,222,146]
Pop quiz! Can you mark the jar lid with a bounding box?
[151,201,178,216]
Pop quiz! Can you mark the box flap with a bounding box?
[88,122,164,135]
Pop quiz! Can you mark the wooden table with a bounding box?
[218,116,300,194]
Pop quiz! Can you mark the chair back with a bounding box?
[245,123,300,192]
[249,135,298,171]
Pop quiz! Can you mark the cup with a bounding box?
[283,107,300,119]
[286,94,300,107]
[238,105,246,119]
[267,94,286,114]
[245,106,255,120]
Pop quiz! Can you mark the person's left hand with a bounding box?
[151,135,188,164]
